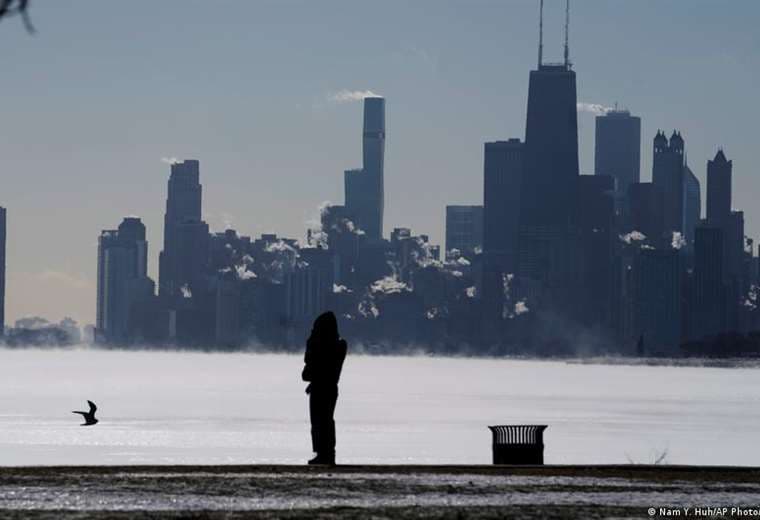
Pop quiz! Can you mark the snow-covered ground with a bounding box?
[0,348,757,466]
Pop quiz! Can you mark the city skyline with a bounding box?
[1,1,759,325]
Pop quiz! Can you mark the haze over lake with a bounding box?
[0,349,757,466]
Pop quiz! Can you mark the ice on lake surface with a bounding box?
[0,348,758,466]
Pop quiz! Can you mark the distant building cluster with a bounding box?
[89,15,760,356]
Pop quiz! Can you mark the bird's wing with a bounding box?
[87,400,97,414]
[72,411,85,416]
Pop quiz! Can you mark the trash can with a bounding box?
[488,425,547,465]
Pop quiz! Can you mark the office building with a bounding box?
[652,130,685,238]
[683,165,701,247]
[691,226,725,340]
[445,205,483,259]
[158,159,204,298]
[96,217,155,343]
[594,109,641,210]
[483,139,523,274]
[634,248,682,355]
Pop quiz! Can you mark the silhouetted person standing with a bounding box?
[302,311,347,465]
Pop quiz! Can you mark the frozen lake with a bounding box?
[0,348,758,466]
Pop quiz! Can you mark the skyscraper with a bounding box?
[521,65,579,231]
[446,205,483,259]
[627,183,663,242]
[481,139,524,327]
[518,1,579,298]
[682,164,701,247]
[96,217,155,343]
[634,248,682,355]
[345,97,385,240]
[578,175,616,328]
[594,109,641,212]
[691,225,725,340]
[725,210,745,331]
[0,207,5,335]
[703,149,744,331]
[285,247,334,325]
[707,149,732,227]
[158,160,204,297]
[483,139,523,273]
[652,130,685,239]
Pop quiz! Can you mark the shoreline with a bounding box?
[3,463,760,479]
[2,345,759,369]
[1,464,758,518]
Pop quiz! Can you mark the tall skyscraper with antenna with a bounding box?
[519,0,580,295]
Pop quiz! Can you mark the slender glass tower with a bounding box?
[345,97,385,241]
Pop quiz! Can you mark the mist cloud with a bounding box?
[577,102,614,116]
[371,275,410,295]
[329,90,382,104]
[620,230,647,244]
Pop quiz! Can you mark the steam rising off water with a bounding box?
[0,349,757,466]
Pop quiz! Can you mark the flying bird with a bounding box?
[72,400,98,426]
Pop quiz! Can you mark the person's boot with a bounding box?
[308,452,335,465]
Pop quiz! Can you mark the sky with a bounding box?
[0,0,758,326]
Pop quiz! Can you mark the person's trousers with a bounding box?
[309,386,338,455]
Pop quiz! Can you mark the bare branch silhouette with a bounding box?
[0,0,35,34]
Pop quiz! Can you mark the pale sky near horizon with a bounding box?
[1,0,758,326]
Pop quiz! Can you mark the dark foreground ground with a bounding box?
[1,464,759,519]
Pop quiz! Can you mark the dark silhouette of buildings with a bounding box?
[96,217,155,343]
[577,175,616,330]
[701,150,748,334]
[158,160,204,298]
[706,149,740,282]
[286,247,335,326]
[445,205,483,259]
[627,183,663,242]
[683,164,701,247]
[707,150,732,227]
[0,207,5,335]
[691,226,725,340]
[345,97,385,241]
[517,4,580,320]
[652,130,685,241]
[594,109,641,213]
[483,139,523,275]
[634,248,681,355]
[85,2,760,358]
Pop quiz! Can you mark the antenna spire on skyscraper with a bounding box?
[538,0,544,67]
[564,0,570,68]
